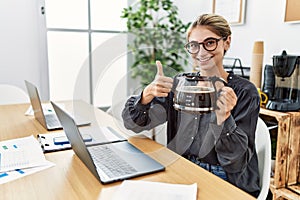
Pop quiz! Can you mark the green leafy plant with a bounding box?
[121,0,191,86]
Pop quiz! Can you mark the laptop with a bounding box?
[24,80,90,130]
[51,101,165,184]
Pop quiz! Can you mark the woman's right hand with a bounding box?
[141,61,174,105]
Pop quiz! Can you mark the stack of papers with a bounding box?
[0,135,54,184]
[111,180,197,200]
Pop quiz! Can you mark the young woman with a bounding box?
[122,13,260,197]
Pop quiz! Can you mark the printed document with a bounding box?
[112,180,197,200]
[0,135,51,172]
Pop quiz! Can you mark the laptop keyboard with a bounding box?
[45,114,60,127]
[88,145,137,178]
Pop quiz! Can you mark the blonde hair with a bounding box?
[187,13,232,41]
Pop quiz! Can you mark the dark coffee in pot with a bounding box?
[173,73,226,114]
[174,85,215,114]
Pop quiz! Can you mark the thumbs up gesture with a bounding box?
[141,61,174,105]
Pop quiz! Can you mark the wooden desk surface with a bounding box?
[0,101,255,200]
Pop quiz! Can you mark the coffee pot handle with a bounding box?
[210,76,227,89]
[210,76,228,110]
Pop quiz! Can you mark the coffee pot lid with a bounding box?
[181,72,225,82]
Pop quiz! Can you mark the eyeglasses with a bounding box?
[185,37,226,54]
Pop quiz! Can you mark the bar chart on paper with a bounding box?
[0,135,55,184]
[0,146,31,172]
[0,136,48,172]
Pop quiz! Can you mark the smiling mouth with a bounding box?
[197,56,213,62]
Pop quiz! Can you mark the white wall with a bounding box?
[0,0,49,100]
[1,0,299,104]
[175,0,300,67]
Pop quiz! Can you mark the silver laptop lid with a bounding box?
[51,101,100,180]
[24,80,48,128]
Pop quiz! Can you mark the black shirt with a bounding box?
[122,72,261,197]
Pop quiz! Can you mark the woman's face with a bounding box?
[188,26,230,73]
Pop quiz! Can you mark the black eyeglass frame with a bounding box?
[185,36,227,54]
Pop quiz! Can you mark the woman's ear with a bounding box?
[224,36,231,51]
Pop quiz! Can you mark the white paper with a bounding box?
[111,180,197,200]
[0,135,51,172]
[0,161,55,184]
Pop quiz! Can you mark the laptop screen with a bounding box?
[51,101,100,179]
[24,80,47,127]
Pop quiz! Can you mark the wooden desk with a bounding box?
[0,102,255,200]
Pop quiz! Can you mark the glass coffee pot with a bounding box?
[173,72,227,114]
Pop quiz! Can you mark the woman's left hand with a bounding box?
[215,86,237,125]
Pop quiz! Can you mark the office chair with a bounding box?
[0,84,29,105]
[255,117,272,200]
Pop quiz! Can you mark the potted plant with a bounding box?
[121,0,191,87]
